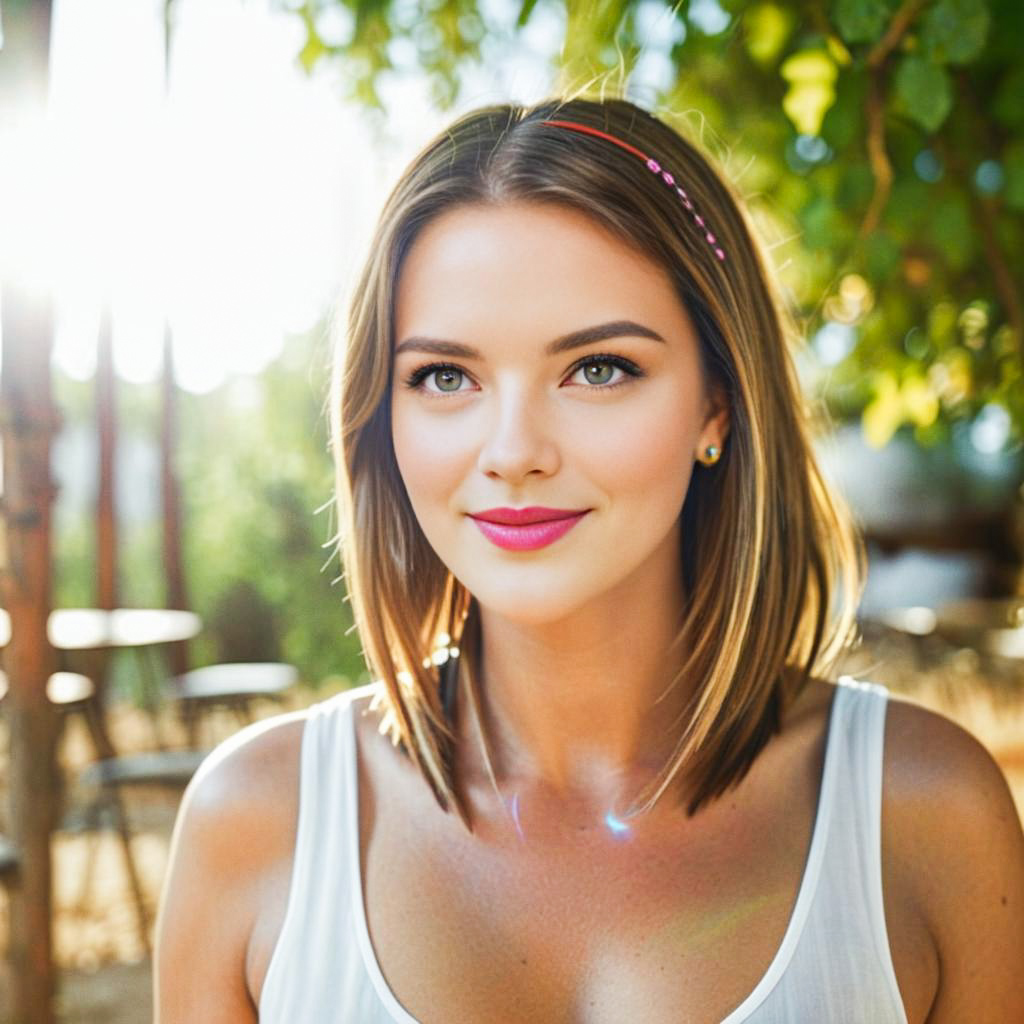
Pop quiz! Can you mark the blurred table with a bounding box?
[0,670,95,706]
[0,608,203,751]
[0,607,201,652]
[170,662,298,747]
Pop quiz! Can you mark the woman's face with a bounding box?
[391,201,728,625]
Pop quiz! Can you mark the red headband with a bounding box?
[541,119,727,263]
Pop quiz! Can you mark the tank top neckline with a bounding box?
[343,680,850,1024]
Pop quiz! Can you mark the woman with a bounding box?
[154,96,1024,1022]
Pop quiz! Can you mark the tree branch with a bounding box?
[866,0,929,69]
[859,69,893,241]
[856,0,929,240]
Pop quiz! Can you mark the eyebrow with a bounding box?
[393,319,666,359]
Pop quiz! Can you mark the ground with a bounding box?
[1,631,1023,1023]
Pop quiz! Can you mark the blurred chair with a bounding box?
[0,671,158,950]
[0,834,18,923]
[69,747,213,956]
[0,834,16,889]
[168,661,298,748]
[0,672,104,892]
[0,833,16,981]
[71,662,297,949]
[0,670,207,956]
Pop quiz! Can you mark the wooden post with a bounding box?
[161,329,190,677]
[161,1,191,680]
[95,307,118,616]
[0,287,61,1024]
[93,307,119,718]
[0,3,59,1022]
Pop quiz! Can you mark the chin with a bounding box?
[455,569,621,628]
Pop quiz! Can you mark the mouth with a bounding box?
[467,509,591,551]
[469,506,590,526]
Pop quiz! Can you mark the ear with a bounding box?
[698,386,730,454]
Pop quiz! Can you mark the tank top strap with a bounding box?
[810,676,907,1020]
[258,686,375,1020]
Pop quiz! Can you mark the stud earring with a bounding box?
[700,444,721,466]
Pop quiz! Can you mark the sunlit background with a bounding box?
[1,0,1023,1020]
[3,0,424,391]
[0,0,758,392]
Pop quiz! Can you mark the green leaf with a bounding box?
[929,194,975,270]
[1004,140,1024,211]
[780,50,838,135]
[297,27,327,72]
[920,0,991,65]
[993,66,1024,129]
[836,160,874,207]
[516,0,540,29]
[927,301,959,346]
[832,0,893,44]
[862,371,903,447]
[743,3,795,66]
[866,232,901,278]
[801,194,845,248]
[893,56,953,133]
[822,69,867,149]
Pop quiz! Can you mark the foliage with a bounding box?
[52,332,365,691]
[284,0,1023,455]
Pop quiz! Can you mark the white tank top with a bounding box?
[258,676,909,1022]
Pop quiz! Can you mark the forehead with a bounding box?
[393,201,693,349]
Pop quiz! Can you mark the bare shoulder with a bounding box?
[880,691,1024,1023]
[168,703,312,878]
[153,706,311,1022]
[182,705,309,822]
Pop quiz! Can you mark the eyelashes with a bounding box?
[400,353,646,399]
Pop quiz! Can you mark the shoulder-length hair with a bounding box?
[328,94,865,831]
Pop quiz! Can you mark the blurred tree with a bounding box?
[174,331,363,685]
[52,331,363,691]
[284,0,1023,454]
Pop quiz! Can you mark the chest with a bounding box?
[355,731,934,1024]
[248,695,939,1024]
[364,812,801,1022]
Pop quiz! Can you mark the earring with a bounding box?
[699,443,721,466]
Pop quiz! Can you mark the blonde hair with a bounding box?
[329,95,865,831]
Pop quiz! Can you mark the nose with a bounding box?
[475,384,560,483]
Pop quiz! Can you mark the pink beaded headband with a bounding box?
[541,119,726,262]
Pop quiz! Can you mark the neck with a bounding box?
[453,558,699,839]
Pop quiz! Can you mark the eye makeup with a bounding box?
[400,353,646,398]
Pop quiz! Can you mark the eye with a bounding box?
[400,353,645,399]
[401,362,474,396]
[565,354,645,391]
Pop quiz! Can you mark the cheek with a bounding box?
[391,400,468,513]
[580,381,698,503]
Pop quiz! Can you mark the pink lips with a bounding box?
[468,507,591,551]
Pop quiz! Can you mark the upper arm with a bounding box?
[887,697,1024,1023]
[152,711,306,1023]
